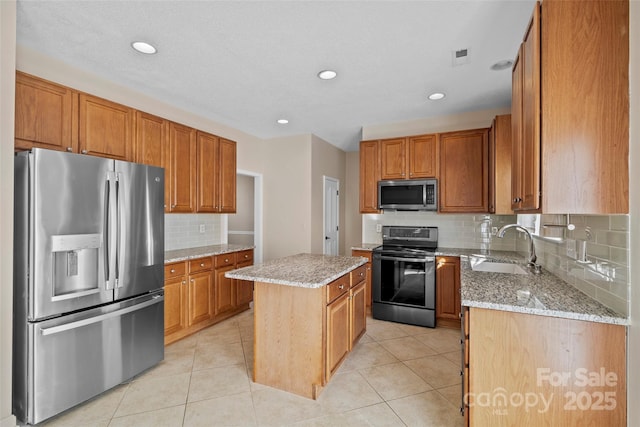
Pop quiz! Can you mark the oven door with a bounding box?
[372,251,435,310]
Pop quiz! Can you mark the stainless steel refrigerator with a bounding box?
[13,148,165,425]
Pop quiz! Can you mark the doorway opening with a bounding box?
[225,170,263,263]
[323,176,339,256]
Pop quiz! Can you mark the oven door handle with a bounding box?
[379,255,435,263]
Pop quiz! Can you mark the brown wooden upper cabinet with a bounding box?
[15,72,78,153]
[196,132,237,213]
[359,140,380,213]
[167,122,197,213]
[489,114,513,215]
[439,128,489,213]
[380,135,437,180]
[79,94,134,161]
[512,0,629,214]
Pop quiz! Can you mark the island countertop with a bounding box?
[225,253,367,288]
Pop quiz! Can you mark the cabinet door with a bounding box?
[326,293,350,381]
[188,271,212,326]
[235,253,254,306]
[14,72,78,152]
[379,138,406,180]
[359,140,380,213]
[164,275,187,336]
[491,114,513,214]
[196,131,218,213]
[135,111,167,168]
[408,134,437,179]
[168,122,196,212]
[435,256,461,322]
[218,138,237,213]
[351,250,372,308]
[79,94,133,161]
[439,129,489,213]
[350,281,367,348]
[511,48,524,211]
[214,265,236,316]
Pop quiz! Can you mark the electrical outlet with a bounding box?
[376,223,382,233]
[566,239,577,259]
[491,227,498,235]
[199,224,206,233]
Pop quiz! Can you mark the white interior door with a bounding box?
[323,176,339,255]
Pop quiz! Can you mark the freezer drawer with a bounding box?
[14,292,164,425]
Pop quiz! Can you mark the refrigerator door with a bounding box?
[16,291,164,425]
[22,149,115,320]
[113,160,165,300]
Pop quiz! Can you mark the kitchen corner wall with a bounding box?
[362,213,518,251]
[519,215,630,317]
[165,214,225,251]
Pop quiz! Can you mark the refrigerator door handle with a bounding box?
[40,295,163,336]
[103,175,111,288]
[115,173,121,288]
[105,171,118,290]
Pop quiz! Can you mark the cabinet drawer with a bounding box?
[189,257,213,273]
[350,265,367,287]
[326,275,350,305]
[214,253,236,268]
[165,262,186,278]
[236,249,253,265]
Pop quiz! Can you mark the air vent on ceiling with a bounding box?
[452,48,470,66]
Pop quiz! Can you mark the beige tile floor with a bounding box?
[39,310,465,427]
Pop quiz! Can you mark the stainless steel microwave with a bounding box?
[378,179,437,211]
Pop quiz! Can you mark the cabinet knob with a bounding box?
[170,269,176,273]
[200,263,205,267]
[513,197,522,203]
[81,149,88,154]
[66,147,73,152]
[190,279,195,283]
[338,285,344,290]
[182,280,186,285]
[171,204,176,208]
[244,255,249,259]
[224,258,229,263]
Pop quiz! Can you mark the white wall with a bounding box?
[310,135,347,255]
[0,3,16,426]
[344,151,362,252]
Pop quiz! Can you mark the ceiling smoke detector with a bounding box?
[452,48,469,66]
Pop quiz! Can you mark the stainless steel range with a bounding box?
[372,226,438,328]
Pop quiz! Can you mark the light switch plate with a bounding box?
[199,224,206,233]
[376,223,382,233]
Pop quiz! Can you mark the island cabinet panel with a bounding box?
[15,71,78,153]
[359,140,380,213]
[79,94,134,161]
[253,266,367,400]
[438,128,489,213]
[466,307,626,426]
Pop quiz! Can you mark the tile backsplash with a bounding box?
[518,214,629,316]
[362,212,518,251]
[165,214,224,250]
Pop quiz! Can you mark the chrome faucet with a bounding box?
[497,224,537,266]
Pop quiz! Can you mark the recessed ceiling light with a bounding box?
[277,119,289,124]
[490,60,514,71]
[317,70,337,80]
[131,41,157,55]
[428,92,446,101]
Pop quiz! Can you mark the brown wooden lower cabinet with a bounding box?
[164,249,253,345]
[436,256,461,328]
[254,264,367,399]
[464,307,626,426]
[351,249,373,309]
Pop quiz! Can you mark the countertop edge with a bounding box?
[165,244,255,263]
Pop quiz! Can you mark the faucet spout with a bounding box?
[496,224,537,266]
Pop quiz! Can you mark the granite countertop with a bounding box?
[438,248,626,325]
[351,243,381,251]
[225,253,367,288]
[165,244,254,263]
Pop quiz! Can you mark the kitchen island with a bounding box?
[226,253,368,399]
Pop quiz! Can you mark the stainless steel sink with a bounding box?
[469,256,528,275]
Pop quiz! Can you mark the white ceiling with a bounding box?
[16,0,535,152]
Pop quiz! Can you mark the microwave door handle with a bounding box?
[423,185,427,207]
